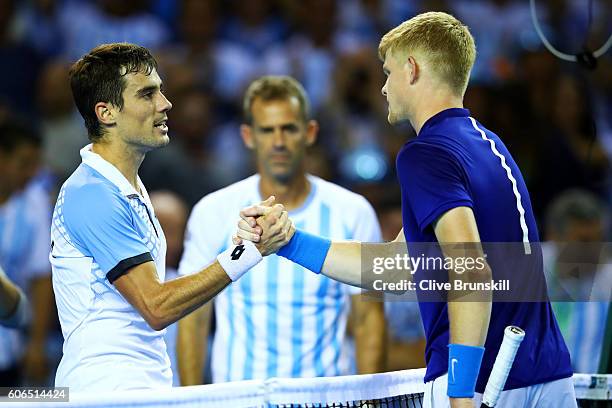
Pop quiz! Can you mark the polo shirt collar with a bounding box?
[419,108,470,135]
[80,144,146,199]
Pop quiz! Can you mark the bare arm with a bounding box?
[320,228,405,287]
[177,302,212,385]
[0,268,20,320]
[351,294,386,373]
[433,207,491,408]
[114,201,292,331]
[114,260,230,331]
[434,207,491,347]
[23,275,54,382]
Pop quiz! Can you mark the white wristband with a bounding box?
[217,240,263,281]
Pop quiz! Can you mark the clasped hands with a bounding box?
[233,196,295,256]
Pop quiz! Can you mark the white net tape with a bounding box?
[1,370,609,407]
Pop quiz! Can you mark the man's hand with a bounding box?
[234,196,295,256]
[450,397,475,408]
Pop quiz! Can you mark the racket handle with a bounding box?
[480,326,525,407]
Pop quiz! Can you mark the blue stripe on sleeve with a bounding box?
[266,255,279,378]
[291,220,305,377]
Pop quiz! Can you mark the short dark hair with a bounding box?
[242,76,310,125]
[69,43,158,142]
[0,118,41,152]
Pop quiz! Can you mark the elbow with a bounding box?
[140,300,171,331]
[144,313,170,331]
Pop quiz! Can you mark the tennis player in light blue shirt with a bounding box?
[51,42,293,391]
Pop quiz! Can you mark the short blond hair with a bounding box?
[378,12,476,96]
[243,76,310,124]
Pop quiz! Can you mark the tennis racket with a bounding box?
[480,326,525,407]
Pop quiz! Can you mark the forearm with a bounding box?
[448,301,491,346]
[177,304,210,385]
[352,296,386,373]
[322,241,411,292]
[0,274,20,319]
[29,276,54,344]
[320,241,363,287]
[152,261,230,329]
[447,263,492,346]
[116,260,231,331]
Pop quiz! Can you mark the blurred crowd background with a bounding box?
[0,0,611,387]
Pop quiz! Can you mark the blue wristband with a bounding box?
[447,344,485,398]
[277,229,331,274]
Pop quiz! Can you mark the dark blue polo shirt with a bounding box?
[397,108,572,392]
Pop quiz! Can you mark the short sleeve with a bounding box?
[399,142,473,232]
[178,196,229,276]
[63,183,152,282]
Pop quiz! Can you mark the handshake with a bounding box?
[218,195,331,282]
[233,196,296,256]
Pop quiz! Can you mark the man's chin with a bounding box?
[141,135,170,152]
[387,112,408,126]
[269,168,294,184]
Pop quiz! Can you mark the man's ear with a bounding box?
[94,102,116,127]
[241,124,255,149]
[305,120,319,147]
[406,56,419,85]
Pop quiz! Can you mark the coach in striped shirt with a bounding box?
[177,76,386,384]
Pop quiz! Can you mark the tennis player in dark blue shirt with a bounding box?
[237,11,575,408]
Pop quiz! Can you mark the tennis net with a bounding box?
[3,369,610,407]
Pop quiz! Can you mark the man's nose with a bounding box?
[159,93,173,111]
[273,129,286,147]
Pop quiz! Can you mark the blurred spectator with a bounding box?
[336,0,387,51]
[0,119,55,386]
[531,73,609,219]
[544,189,611,373]
[58,0,170,62]
[220,0,287,55]
[157,0,257,109]
[149,190,189,386]
[264,0,343,111]
[14,0,63,58]
[37,60,87,185]
[0,0,44,118]
[454,0,533,83]
[320,49,392,184]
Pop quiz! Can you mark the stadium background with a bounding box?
[0,0,610,388]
